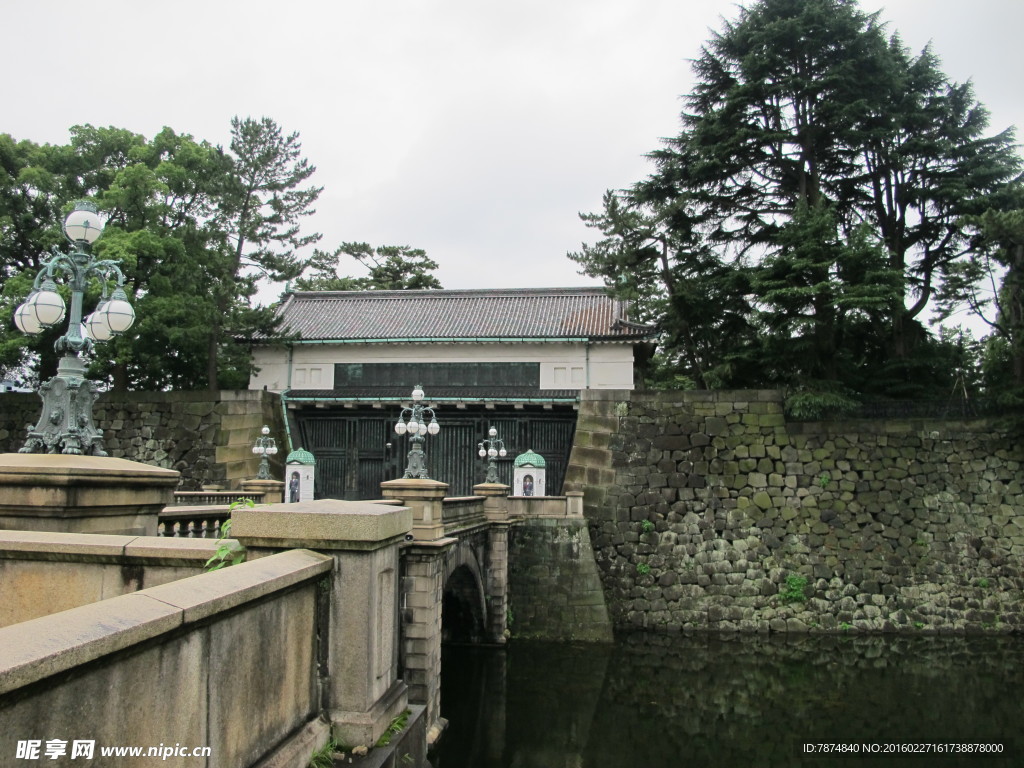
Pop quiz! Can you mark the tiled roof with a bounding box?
[268,287,653,342]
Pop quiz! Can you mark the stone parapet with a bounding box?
[0,453,179,536]
[0,549,331,767]
[239,478,285,505]
[0,530,218,627]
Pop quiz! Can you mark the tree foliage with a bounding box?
[571,0,1023,410]
[0,117,323,391]
[295,242,442,292]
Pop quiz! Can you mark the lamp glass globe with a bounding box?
[63,205,105,244]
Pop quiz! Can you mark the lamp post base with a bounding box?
[19,355,106,456]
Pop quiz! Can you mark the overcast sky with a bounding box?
[6,1,1023,305]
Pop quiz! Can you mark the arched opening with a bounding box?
[442,565,486,644]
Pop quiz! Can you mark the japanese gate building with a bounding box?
[249,287,653,499]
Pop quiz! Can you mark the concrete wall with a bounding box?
[0,530,218,628]
[0,549,332,768]
[250,341,636,393]
[565,389,1024,633]
[0,390,283,490]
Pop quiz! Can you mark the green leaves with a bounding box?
[296,242,442,292]
[0,118,323,392]
[572,0,1023,404]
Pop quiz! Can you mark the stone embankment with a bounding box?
[566,390,1024,633]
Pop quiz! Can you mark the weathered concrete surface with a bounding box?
[0,549,331,768]
[0,453,179,535]
[0,530,216,627]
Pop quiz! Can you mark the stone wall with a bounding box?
[565,389,1024,633]
[508,517,614,642]
[0,390,284,489]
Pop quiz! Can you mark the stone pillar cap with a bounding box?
[0,453,179,486]
[232,498,413,550]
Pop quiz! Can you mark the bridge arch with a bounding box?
[441,538,488,644]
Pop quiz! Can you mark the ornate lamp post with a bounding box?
[251,425,279,479]
[393,384,440,479]
[14,201,135,455]
[477,426,507,484]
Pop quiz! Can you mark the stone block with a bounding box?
[234,499,413,551]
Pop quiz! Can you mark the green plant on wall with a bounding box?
[779,574,808,604]
[204,498,252,571]
[308,740,338,768]
[376,710,411,748]
[640,519,655,533]
[636,562,652,576]
[817,471,831,488]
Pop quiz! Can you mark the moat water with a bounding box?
[431,633,1024,768]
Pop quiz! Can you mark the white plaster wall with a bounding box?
[249,342,635,393]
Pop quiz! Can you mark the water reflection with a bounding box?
[433,634,1024,768]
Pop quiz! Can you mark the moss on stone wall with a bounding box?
[567,389,1024,633]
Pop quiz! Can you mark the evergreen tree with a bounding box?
[207,116,323,390]
[572,0,1022,409]
[296,242,442,292]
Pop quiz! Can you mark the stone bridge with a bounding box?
[381,479,522,742]
[0,454,608,763]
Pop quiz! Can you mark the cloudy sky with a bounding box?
[6,1,1023,304]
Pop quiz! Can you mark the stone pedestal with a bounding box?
[239,478,285,504]
[473,482,511,522]
[380,478,449,541]
[0,453,179,535]
[231,499,412,748]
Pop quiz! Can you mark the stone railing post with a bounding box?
[473,482,511,522]
[232,499,412,749]
[566,490,584,517]
[239,477,285,504]
[380,478,449,541]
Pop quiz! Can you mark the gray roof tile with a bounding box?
[270,287,652,342]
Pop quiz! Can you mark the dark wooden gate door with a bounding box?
[290,405,577,499]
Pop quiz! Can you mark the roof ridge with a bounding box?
[289,286,609,299]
